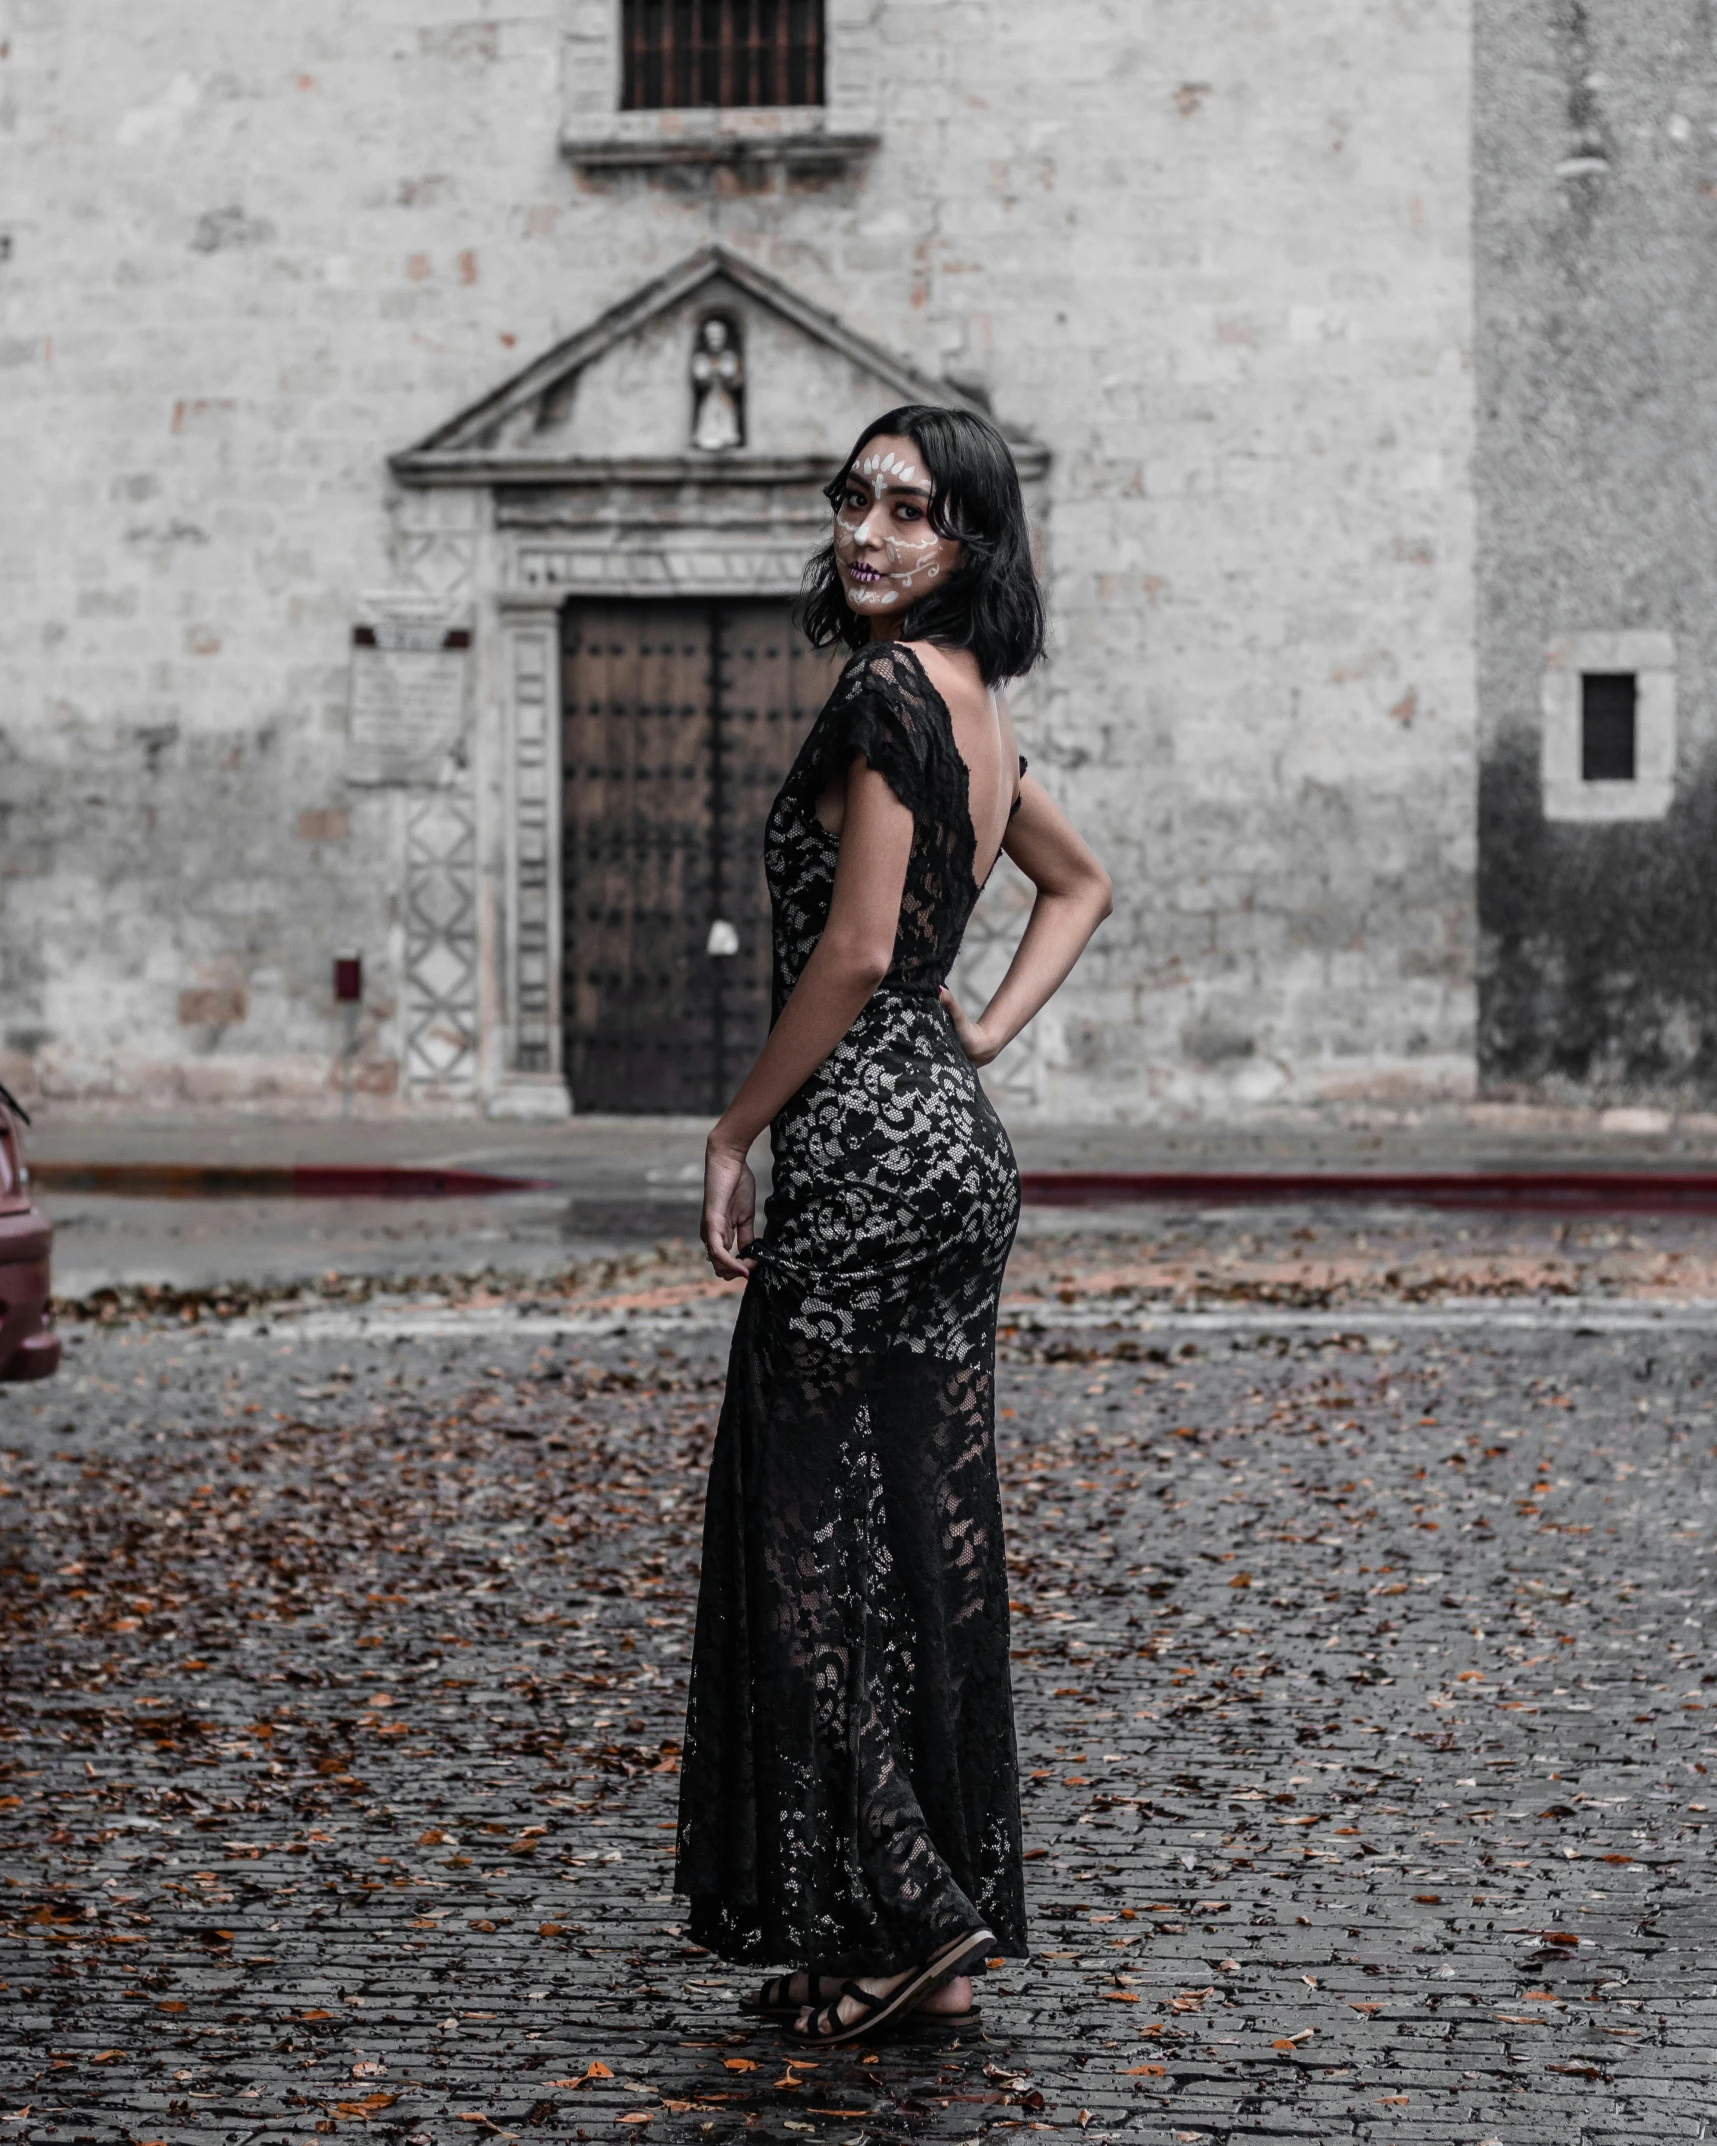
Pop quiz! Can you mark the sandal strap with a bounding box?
[804,1980,887,2040]
[761,1970,836,2010]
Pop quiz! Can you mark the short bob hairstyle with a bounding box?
[796,404,1045,685]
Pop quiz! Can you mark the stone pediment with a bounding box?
[391,244,1045,486]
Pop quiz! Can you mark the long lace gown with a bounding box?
[675,640,1027,1978]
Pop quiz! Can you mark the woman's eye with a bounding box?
[896,504,923,521]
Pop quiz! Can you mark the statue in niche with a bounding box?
[690,316,745,452]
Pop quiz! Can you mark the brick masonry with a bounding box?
[0,2,1477,1120]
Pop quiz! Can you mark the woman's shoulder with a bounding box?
[799,642,940,811]
[829,638,944,726]
[834,637,917,688]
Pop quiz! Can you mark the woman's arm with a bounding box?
[701,757,915,1278]
[940,774,1112,1068]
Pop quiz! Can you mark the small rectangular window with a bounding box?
[621,0,826,110]
[1581,672,1637,781]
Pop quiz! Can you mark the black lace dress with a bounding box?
[675,641,1027,1979]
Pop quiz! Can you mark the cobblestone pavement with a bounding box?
[4,1261,1716,2144]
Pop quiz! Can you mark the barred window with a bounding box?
[621,0,825,109]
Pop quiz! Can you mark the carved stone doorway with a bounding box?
[560,597,840,1113]
[388,243,1045,1116]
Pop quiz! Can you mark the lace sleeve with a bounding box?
[805,644,935,822]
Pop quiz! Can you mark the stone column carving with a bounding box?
[491,603,570,1117]
[403,790,480,1094]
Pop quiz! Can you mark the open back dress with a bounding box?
[675,639,1027,1978]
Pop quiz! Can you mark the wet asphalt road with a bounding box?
[2,1298,1715,2144]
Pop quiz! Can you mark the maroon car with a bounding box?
[0,1083,59,1381]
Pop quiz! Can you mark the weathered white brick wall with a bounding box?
[0,0,1476,1118]
[1014,3,1478,1117]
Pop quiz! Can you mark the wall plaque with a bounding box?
[347,620,471,786]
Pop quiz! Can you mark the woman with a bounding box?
[675,404,1111,2046]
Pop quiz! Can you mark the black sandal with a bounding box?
[787,1927,994,2049]
[794,1979,892,2046]
[742,1971,840,2017]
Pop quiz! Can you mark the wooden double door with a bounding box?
[561,599,841,1114]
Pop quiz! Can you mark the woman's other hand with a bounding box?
[939,986,1002,1068]
[702,1137,759,1280]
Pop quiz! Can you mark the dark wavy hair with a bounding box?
[796,404,1045,684]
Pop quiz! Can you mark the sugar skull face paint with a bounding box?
[832,433,966,619]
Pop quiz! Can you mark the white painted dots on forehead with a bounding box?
[854,448,930,496]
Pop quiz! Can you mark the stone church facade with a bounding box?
[0,2,1702,1120]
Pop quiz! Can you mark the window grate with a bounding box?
[1582,672,1638,782]
[621,0,825,109]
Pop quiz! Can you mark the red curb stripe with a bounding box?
[1017,1169,1717,1213]
[291,1165,552,1198]
[35,1161,1717,1211]
[31,1163,552,1199]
